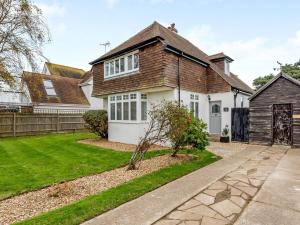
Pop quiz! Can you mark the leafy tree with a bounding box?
[83,110,108,138]
[0,0,50,87]
[253,60,300,90]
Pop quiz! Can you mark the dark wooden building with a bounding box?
[249,73,300,148]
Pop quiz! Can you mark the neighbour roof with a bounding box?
[45,62,86,79]
[249,72,300,100]
[80,71,93,84]
[91,21,253,94]
[23,72,90,105]
[209,52,234,62]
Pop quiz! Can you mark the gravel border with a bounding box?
[78,139,169,152]
[0,155,184,225]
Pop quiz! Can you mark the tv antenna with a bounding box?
[100,41,111,53]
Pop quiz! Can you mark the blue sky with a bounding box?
[36,0,300,86]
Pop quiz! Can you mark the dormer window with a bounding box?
[224,60,230,75]
[43,80,56,96]
[104,51,139,79]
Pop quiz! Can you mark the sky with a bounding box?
[35,0,300,87]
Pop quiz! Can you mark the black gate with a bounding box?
[231,108,249,142]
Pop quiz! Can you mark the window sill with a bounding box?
[104,71,140,81]
[109,120,148,124]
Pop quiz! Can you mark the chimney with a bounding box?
[168,23,178,33]
[208,53,234,75]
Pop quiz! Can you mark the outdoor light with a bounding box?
[207,95,211,101]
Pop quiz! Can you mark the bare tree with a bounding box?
[128,103,170,170]
[0,0,50,87]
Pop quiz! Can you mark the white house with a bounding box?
[90,22,253,144]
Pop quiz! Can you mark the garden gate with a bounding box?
[231,108,249,142]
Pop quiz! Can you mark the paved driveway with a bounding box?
[83,144,299,225]
[235,148,300,225]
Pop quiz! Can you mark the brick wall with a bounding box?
[92,42,165,96]
[207,67,231,93]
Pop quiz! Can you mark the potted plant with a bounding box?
[220,125,230,143]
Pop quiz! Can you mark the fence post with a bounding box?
[56,112,60,133]
[13,113,16,137]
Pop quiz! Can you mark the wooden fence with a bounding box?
[0,113,86,137]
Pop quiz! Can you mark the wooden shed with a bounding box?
[249,73,300,148]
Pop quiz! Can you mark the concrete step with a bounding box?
[208,134,220,142]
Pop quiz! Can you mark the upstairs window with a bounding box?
[104,51,139,79]
[43,80,56,96]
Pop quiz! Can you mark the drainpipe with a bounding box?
[177,56,181,107]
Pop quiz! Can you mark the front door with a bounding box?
[209,101,221,134]
[273,104,292,145]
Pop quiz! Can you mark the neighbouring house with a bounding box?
[22,62,103,113]
[90,21,253,144]
[0,79,31,112]
[249,72,300,148]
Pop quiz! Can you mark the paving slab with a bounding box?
[235,149,300,225]
[82,147,261,225]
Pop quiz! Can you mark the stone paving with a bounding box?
[154,146,287,225]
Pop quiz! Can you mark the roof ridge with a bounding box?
[23,71,82,82]
[46,62,86,72]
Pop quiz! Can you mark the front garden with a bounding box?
[0,102,221,225]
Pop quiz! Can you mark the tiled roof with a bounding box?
[23,72,90,105]
[209,52,234,62]
[45,62,86,79]
[91,21,253,94]
[80,71,93,84]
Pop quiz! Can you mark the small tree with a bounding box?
[83,110,108,138]
[128,101,192,169]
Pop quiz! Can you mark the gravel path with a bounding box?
[78,139,169,152]
[0,155,183,225]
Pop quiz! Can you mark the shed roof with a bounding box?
[249,72,300,101]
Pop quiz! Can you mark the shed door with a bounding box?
[209,101,221,134]
[273,104,292,145]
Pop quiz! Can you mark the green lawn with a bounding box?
[0,132,165,199]
[16,149,220,225]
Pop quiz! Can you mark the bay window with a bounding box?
[104,51,139,79]
[109,92,147,122]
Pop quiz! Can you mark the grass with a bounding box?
[16,149,220,225]
[0,132,167,199]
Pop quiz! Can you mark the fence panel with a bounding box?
[0,113,86,137]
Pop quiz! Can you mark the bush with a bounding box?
[185,117,209,151]
[83,110,108,138]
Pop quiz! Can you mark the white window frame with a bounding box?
[104,50,139,79]
[190,93,200,118]
[108,92,147,123]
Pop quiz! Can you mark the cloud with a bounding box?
[183,26,300,86]
[37,3,66,17]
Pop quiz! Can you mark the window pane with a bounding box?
[110,96,115,101]
[134,53,139,69]
[115,59,119,74]
[195,102,199,118]
[120,58,125,72]
[123,94,129,100]
[110,103,115,120]
[212,104,220,113]
[190,94,194,100]
[141,93,147,100]
[110,61,114,75]
[127,55,133,70]
[116,95,122,101]
[45,88,56,96]
[141,101,147,120]
[195,95,199,100]
[130,101,137,120]
[123,102,129,120]
[130,93,136,99]
[105,63,109,77]
[117,102,122,120]
[190,102,195,113]
[43,80,54,88]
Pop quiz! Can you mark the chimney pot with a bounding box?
[168,23,178,33]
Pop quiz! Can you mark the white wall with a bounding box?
[235,92,250,108]
[81,80,103,110]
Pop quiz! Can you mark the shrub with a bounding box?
[185,117,209,151]
[83,110,108,138]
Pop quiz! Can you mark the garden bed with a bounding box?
[0,154,186,225]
